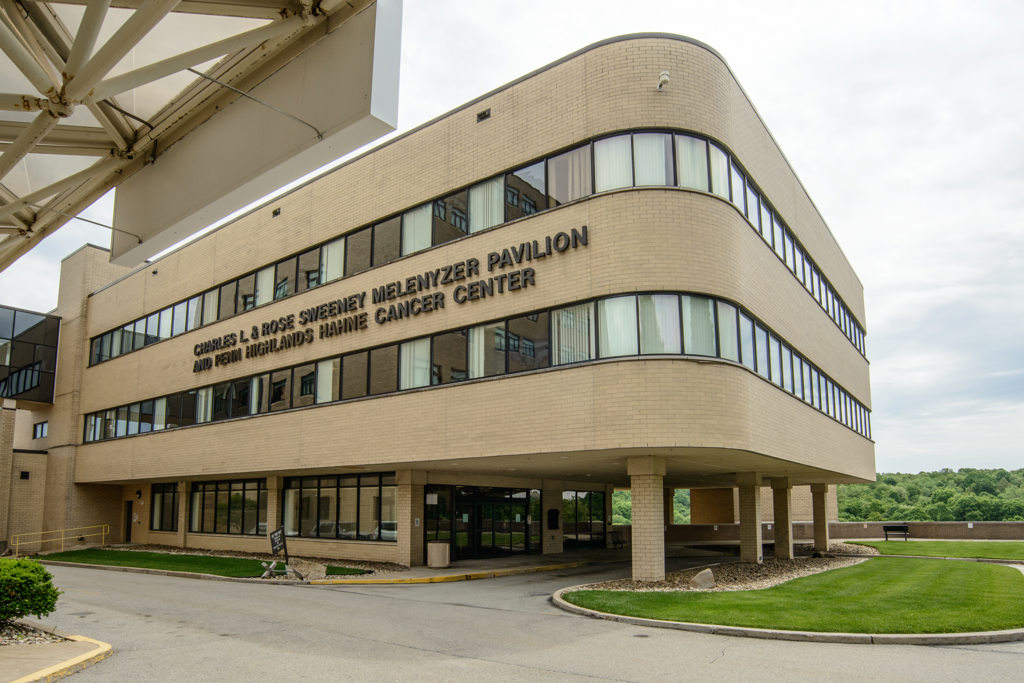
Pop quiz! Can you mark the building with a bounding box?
[0,34,874,581]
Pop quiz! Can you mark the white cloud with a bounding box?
[1,0,1021,474]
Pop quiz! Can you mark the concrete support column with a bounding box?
[541,482,563,554]
[628,456,666,582]
[0,400,15,544]
[396,470,426,567]
[770,478,794,560]
[811,483,830,552]
[737,472,763,564]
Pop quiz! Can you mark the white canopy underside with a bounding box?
[0,0,399,271]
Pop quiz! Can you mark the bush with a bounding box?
[0,558,62,624]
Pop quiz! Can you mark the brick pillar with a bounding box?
[771,478,794,560]
[737,472,763,564]
[0,400,15,545]
[811,483,830,551]
[541,483,563,554]
[628,456,666,582]
[396,470,425,567]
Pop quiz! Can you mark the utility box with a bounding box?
[427,541,450,568]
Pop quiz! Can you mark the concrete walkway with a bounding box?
[2,626,111,683]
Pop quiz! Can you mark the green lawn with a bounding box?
[564,558,1024,633]
[852,540,1024,561]
[325,565,369,576]
[40,549,267,577]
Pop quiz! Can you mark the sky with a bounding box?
[0,0,1021,474]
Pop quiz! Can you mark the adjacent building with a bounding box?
[1,34,874,580]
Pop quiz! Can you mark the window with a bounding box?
[275,256,297,299]
[432,191,468,245]
[283,473,395,541]
[508,312,549,372]
[675,135,708,191]
[716,301,739,362]
[190,480,266,535]
[369,345,399,395]
[402,204,432,256]
[316,358,340,404]
[468,177,503,233]
[372,217,401,266]
[730,164,746,213]
[32,421,47,439]
[345,227,372,276]
[552,303,594,365]
[709,143,729,198]
[633,132,673,186]
[469,323,505,378]
[431,329,468,384]
[151,483,178,532]
[598,295,638,358]
[341,351,368,399]
[594,135,632,192]
[321,237,345,283]
[682,295,716,356]
[547,145,592,207]
[505,161,545,223]
[399,338,431,390]
[296,248,321,294]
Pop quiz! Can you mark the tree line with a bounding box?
[837,468,1024,522]
[611,469,1024,524]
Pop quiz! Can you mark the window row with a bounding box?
[188,480,268,536]
[283,474,396,541]
[89,130,866,366]
[84,293,871,445]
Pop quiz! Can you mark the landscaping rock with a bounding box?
[688,568,715,589]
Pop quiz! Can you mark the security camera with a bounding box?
[657,71,670,91]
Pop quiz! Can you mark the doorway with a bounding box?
[124,500,133,543]
[425,486,540,560]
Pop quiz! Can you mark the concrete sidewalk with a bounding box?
[2,623,111,683]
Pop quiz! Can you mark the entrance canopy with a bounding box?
[0,0,400,272]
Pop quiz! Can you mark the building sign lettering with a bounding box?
[191,226,588,373]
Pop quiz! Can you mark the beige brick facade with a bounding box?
[1,35,872,577]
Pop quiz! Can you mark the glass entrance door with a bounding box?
[427,485,541,561]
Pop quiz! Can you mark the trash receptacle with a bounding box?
[427,540,450,568]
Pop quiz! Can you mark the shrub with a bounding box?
[0,558,62,624]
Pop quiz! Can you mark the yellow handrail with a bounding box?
[10,524,110,557]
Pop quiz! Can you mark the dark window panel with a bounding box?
[547,145,592,207]
[432,190,468,246]
[431,329,467,384]
[296,248,320,293]
[508,312,550,372]
[372,216,401,267]
[341,351,368,399]
[275,257,297,300]
[369,345,398,395]
[346,227,372,276]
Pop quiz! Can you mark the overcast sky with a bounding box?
[1,0,1021,474]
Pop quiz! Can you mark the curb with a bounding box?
[311,561,586,584]
[8,633,112,683]
[39,559,586,586]
[38,560,306,585]
[550,584,1024,646]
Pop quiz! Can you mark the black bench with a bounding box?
[883,524,909,541]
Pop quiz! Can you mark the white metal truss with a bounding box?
[0,0,373,273]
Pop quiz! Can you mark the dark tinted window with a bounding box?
[372,217,401,267]
[508,312,549,372]
[341,351,368,399]
[369,345,398,395]
[346,227,372,276]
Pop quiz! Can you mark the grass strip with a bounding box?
[564,558,1024,633]
[325,566,368,576]
[851,540,1024,560]
[40,549,266,577]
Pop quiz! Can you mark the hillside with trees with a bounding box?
[611,469,1024,524]
[837,468,1024,522]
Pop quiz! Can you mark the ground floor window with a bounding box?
[282,473,397,541]
[562,490,606,547]
[189,479,267,535]
[426,485,541,559]
[150,482,178,532]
